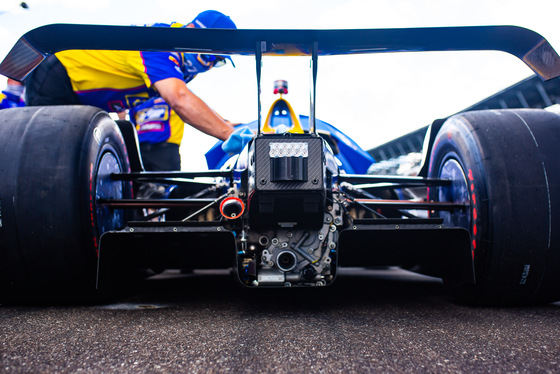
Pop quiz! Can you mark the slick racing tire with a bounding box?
[428,109,560,305]
[0,106,131,303]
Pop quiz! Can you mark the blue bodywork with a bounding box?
[205,115,375,174]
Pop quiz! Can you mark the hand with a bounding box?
[221,126,254,154]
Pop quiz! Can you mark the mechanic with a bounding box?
[24,10,243,171]
[0,78,25,109]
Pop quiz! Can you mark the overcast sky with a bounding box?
[1,0,559,170]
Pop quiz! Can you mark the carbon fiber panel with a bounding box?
[253,136,324,191]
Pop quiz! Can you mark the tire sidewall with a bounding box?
[428,116,490,290]
[77,112,131,290]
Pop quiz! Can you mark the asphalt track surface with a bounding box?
[1,268,559,373]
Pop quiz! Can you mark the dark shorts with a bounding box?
[24,55,80,106]
[140,142,181,171]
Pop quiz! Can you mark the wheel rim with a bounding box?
[438,158,470,230]
[95,150,125,235]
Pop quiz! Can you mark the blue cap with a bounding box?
[191,10,236,67]
[192,10,237,29]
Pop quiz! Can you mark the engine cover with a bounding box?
[247,134,326,229]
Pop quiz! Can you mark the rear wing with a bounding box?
[1,24,560,81]
[2,24,559,135]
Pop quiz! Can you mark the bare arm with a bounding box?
[153,77,234,141]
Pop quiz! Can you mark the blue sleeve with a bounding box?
[140,51,184,84]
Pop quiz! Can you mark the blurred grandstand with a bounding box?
[368,74,560,175]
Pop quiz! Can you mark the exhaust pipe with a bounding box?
[219,197,245,219]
